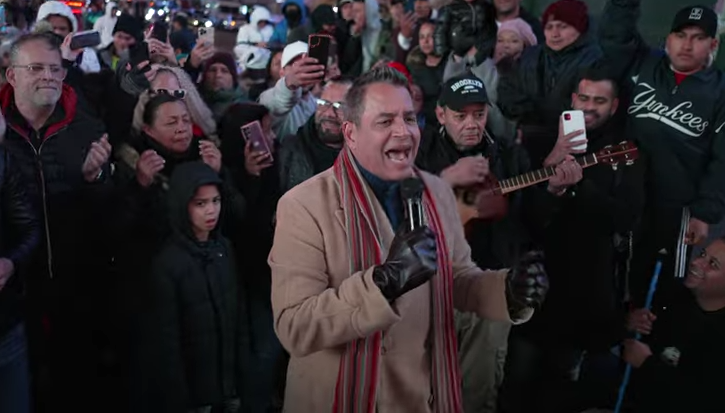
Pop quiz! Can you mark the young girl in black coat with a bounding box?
[143,161,244,413]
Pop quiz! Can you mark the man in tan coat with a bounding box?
[269,67,580,413]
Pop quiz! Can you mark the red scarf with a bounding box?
[331,148,462,413]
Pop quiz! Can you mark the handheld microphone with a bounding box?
[400,177,425,231]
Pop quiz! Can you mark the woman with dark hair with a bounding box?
[112,94,246,411]
[406,20,445,127]
[219,102,284,413]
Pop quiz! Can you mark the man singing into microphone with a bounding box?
[269,67,550,413]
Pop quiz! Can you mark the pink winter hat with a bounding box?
[498,18,538,47]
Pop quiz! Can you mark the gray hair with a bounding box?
[343,67,409,125]
[132,65,219,144]
[9,33,61,65]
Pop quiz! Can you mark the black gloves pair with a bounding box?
[373,226,437,302]
[372,227,550,309]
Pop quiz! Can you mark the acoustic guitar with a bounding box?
[455,141,640,229]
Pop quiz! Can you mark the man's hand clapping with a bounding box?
[284,55,325,90]
[82,134,111,182]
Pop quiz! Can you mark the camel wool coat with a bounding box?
[269,168,531,413]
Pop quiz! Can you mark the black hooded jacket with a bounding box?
[497,35,602,167]
[600,0,725,225]
[278,117,342,194]
[111,134,246,317]
[142,162,244,410]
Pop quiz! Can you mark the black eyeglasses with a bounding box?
[316,98,344,112]
[152,88,187,99]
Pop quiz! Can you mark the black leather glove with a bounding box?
[373,226,438,302]
[506,251,549,313]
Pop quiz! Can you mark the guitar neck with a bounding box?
[498,153,598,195]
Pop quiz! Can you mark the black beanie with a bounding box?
[204,52,239,88]
[113,13,143,42]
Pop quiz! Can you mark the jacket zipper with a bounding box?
[17,127,65,279]
[671,85,678,95]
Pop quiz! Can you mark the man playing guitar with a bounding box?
[415,73,582,412]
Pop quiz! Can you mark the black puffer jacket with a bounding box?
[0,83,111,286]
[143,162,244,411]
[434,0,496,57]
[0,146,41,339]
[278,117,341,194]
[497,36,602,167]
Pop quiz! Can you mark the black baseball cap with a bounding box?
[438,73,489,111]
[671,5,718,38]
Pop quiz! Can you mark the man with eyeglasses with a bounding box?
[278,77,353,193]
[0,33,113,412]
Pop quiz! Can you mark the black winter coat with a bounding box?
[143,162,244,411]
[0,83,111,288]
[111,134,245,317]
[434,0,495,57]
[497,36,602,167]
[278,117,341,194]
[0,146,41,338]
[518,120,646,350]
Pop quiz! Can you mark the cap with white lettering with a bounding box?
[438,73,489,112]
[671,5,717,38]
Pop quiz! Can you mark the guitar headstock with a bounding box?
[596,141,639,169]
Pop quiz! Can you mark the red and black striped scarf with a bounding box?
[332,147,462,413]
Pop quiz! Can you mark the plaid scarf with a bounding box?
[332,148,462,413]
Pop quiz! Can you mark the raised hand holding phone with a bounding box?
[284,54,325,90]
[241,120,274,176]
[543,115,588,167]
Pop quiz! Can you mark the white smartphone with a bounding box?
[561,110,587,151]
[198,27,215,45]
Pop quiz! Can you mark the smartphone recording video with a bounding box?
[308,33,332,72]
[241,120,273,161]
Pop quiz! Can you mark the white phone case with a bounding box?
[198,27,215,45]
[561,110,587,151]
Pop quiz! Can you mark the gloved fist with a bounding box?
[506,251,549,312]
[373,226,438,301]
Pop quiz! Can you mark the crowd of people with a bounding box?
[0,0,724,412]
